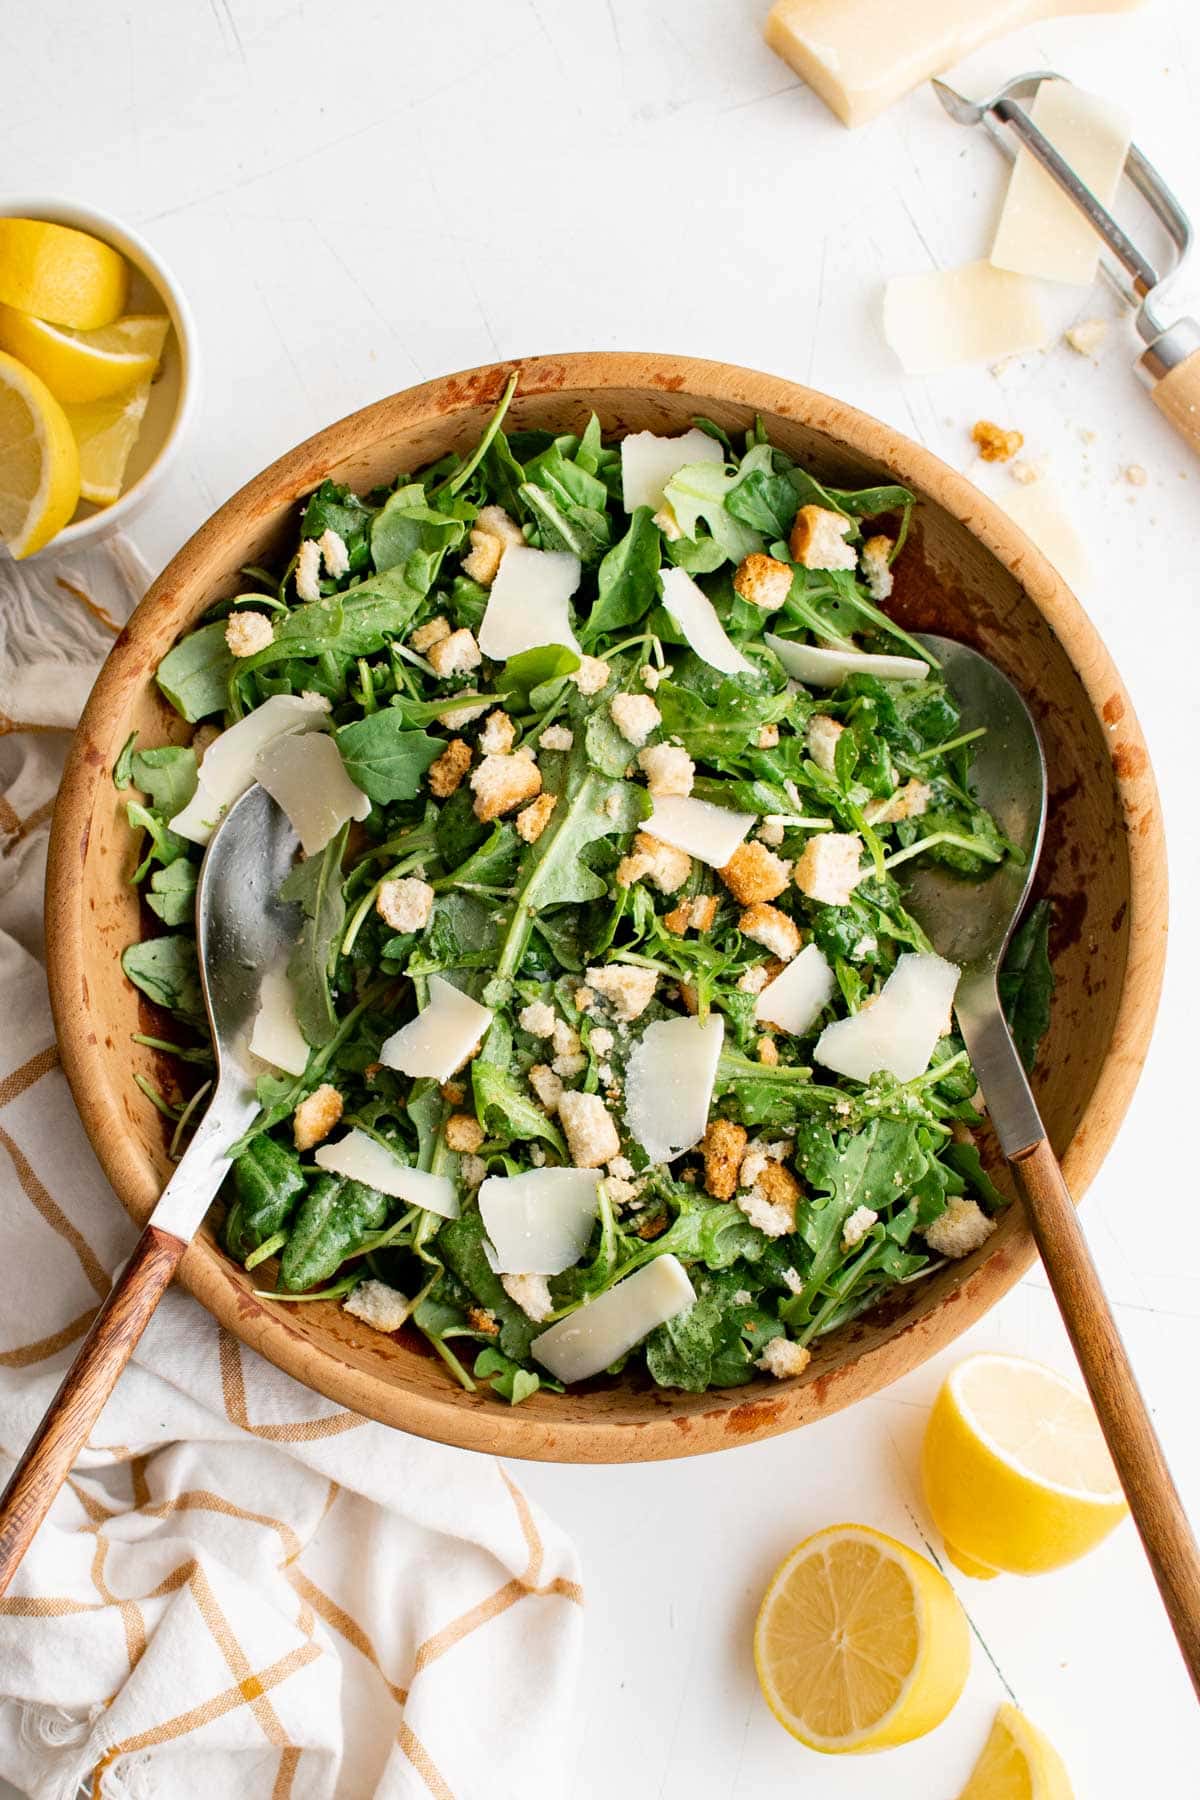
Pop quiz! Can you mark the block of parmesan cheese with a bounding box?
[883,260,1048,375]
[990,80,1131,287]
[764,0,1145,130]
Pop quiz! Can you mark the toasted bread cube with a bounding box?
[428,737,472,798]
[293,1083,343,1151]
[733,552,792,610]
[557,1089,621,1168]
[720,841,791,905]
[610,692,662,747]
[637,742,694,797]
[410,616,451,654]
[427,628,482,678]
[470,752,542,822]
[516,792,556,843]
[586,963,658,1023]
[805,714,843,774]
[701,1118,748,1200]
[225,610,274,657]
[740,902,801,962]
[923,1197,996,1259]
[788,504,856,572]
[793,833,863,906]
[860,534,894,600]
[757,1337,811,1379]
[376,877,434,934]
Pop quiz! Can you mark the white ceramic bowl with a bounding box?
[0,195,199,555]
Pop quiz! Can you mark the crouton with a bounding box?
[553,1053,588,1078]
[192,722,221,762]
[470,751,542,822]
[700,1118,748,1200]
[607,1152,633,1179]
[860,535,894,601]
[637,741,694,798]
[439,1113,481,1156]
[737,1158,801,1238]
[376,876,434,934]
[757,1158,802,1213]
[557,1089,621,1168]
[678,982,698,1016]
[757,818,786,848]
[318,528,350,579]
[539,725,574,751]
[528,1065,563,1113]
[652,503,683,541]
[923,1197,996,1259]
[793,833,864,906]
[757,724,780,749]
[441,1081,465,1105]
[1065,318,1107,357]
[733,552,793,610]
[500,1272,554,1323]
[740,902,802,962]
[737,964,771,995]
[478,710,515,756]
[295,537,322,602]
[757,1337,811,1379]
[467,1305,500,1335]
[841,1204,878,1251]
[552,1019,581,1059]
[664,893,718,935]
[516,793,557,843]
[460,1153,487,1189]
[805,713,844,774]
[571,655,610,696]
[427,628,482,679]
[574,986,595,1014]
[639,662,671,691]
[427,737,472,798]
[293,1083,343,1151]
[789,505,856,572]
[461,522,511,586]
[616,832,692,895]
[518,999,556,1038]
[756,1035,779,1067]
[224,610,274,658]
[736,1187,796,1239]
[720,841,791,905]
[863,781,931,826]
[610,692,662,747]
[410,616,451,654]
[586,963,658,1023]
[971,420,1023,463]
[343,1279,409,1334]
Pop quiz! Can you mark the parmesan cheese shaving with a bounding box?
[378,975,493,1083]
[815,952,959,1084]
[478,1168,601,1275]
[314,1128,458,1219]
[660,565,751,676]
[765,634,929,688]
[620,428,723,513]
[624,1013,724,1163]
[531,1255,696,1384]
[991,80,1131,288]
[478,544,581,660]
[169,692,330,846]
[255,731,371,856]
[755,943,836,1037]
[644,794,754,867]
[882,260,1048,375]
[249,960,310,1076]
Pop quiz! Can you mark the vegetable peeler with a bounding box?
[933,71,1200,457]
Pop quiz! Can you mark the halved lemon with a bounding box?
[923,1353,1127,1577]
[753,1522,970,1753]
[958,1703,1074,1799]
[63,379,152,505]
[0,305,168,403]
[0,218,128,329]
[0,349,81,558]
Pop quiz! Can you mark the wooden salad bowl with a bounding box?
[45,352,1168,1463]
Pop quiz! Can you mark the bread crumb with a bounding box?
[427,738,472,798]
[971,420,1024,463]
[293,1083,343,1151]
[1124,464,1148,487]
[224,610,274,657]
[1010,459,1041,485]
[1065,318,1108,357]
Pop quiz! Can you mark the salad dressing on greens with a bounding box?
[117,380,1052,1403]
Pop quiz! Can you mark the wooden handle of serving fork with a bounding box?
[1011,1137,1200,1698]
[1149,347,1200,460]
[0,1223,186,1597]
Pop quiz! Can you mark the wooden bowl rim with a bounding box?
[45,351,1168,1461]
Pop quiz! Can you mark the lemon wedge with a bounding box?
[922,1353,1127,1577]
[957,1703,1074,1799]
[0,218,128,330]
[0,349,81,558]
[0,305,168,404]
[63,380,153,506]
[753,1522,970,1753]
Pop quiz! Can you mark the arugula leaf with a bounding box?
[279,825,347,1046]
[519,480,610,564]
[113,731,138,789]
[724,444,802,540]
[436,1207,539,1362]
[147,858,198,927]
[126,801,187,881]
[471,1017,566,1152]
[130,746,198,816]
[157,621,236,722]
[121,936,204,1022]
[474,1346,558,1405]
[943,1141,1008,1213]
[663,461,763,567]
[370,484,467,578]
[239,564,435,676]
[999,898,1054,1072]
[334,714,441,803]
[645,1269,781,1391]
[301,480,376,574]
[655,677,791,765]
[501,644,580,707]
[582,507,662,643]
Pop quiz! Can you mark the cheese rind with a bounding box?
[531,1255,696,1384]
[478,544,581,660]
[644,794,754,867]
[991,80,1131,287]
[478,1168,601,1275]
[764,0,1144,130]
[660,565,751,676]
[882,260,1048,375]
[379,975,493,1082]
[766,634,929,688]
[314,1128,459,1218]
[624,1013,724,1163]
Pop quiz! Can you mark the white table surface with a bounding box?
[5,0,1200,1793]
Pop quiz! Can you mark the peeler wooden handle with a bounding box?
[1147,346,1200,459]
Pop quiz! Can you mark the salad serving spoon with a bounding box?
[905,633,1200,1698]
[0,784,299,1595]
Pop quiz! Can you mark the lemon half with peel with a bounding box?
[958,1703,1074,1799]
[0,349,81,558]
[923,1353,1127,1577]
[0,218,128,329]
[0,305,168,404]
[753,1522,970,1753]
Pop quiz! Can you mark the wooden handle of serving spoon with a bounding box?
[1148,346,1200,460]
[1010,1137,1200,1698]
[0,1223,185,1596]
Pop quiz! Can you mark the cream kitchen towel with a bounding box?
[0,547,583,1800]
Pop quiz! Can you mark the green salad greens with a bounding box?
[118,379,1052,1403]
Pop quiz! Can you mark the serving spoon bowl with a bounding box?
[906,634,1199,1696]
